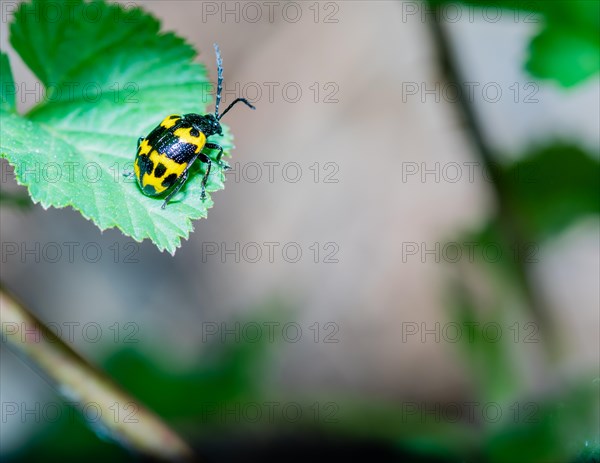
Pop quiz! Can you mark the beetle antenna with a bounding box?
[218,98,255,121]
[214,43,223,118]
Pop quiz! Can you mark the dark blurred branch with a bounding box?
[427,14,556,347]
[0,284,194,462]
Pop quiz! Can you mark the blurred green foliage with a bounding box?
[498,144,599,239]
[450,281,600,463]
[428,1,600,462]
[0,189,32,208]
[428,0,600,86]
[455,143,599,289]
[12,308,599,462]
[484,387,600,463]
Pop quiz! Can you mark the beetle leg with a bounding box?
[160,152,210,208]
[161,171,189,209]
[137,137,143,150]
[200,158,212,201]
[123,161,135,179]
[203,142,228,169]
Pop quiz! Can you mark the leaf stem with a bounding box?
[0,284,194,462]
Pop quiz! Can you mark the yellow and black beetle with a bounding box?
[132,43,255,209]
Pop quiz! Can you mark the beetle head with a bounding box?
[204,114,223,137]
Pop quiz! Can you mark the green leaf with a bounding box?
[500,144,600,239]
[529,1,600,87]
[526,24,600,88]
[427,0,600,87]
[484,383,600,463]
[0,0,239,254]
[0,52,16,112]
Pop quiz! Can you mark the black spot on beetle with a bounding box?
[169,115,179,119]
[190,128,200,137]
[142,184,157,195]
[137,155,154,175]
[154,163,167,178]
[162,173,178,188]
